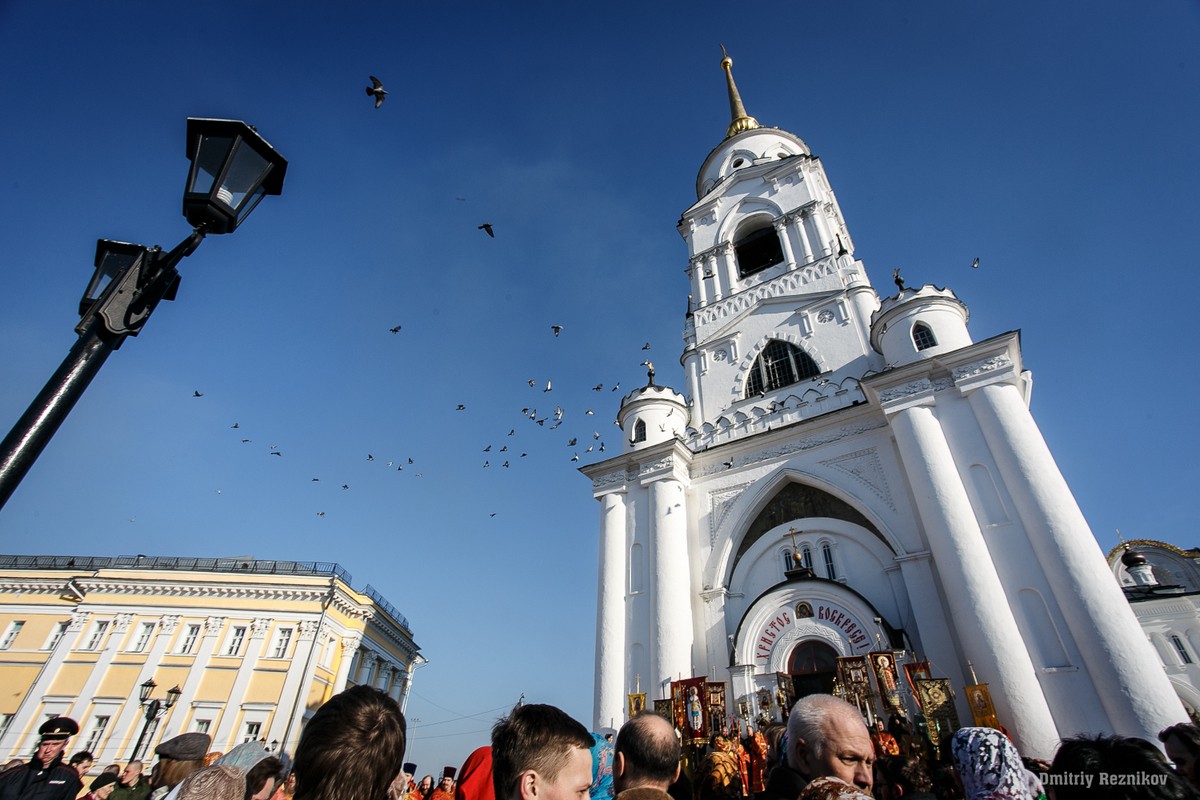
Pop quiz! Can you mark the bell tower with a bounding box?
[680,48,881,431]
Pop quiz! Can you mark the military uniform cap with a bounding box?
[38,717,80,740]
[155,732,212,760]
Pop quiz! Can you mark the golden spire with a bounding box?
[721,45,759,139]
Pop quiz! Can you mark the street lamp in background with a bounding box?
[0,118,287,510]
[131,678,182,760]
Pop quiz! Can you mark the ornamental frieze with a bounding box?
[952,355,1013,381]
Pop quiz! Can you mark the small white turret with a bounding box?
[617,366,688,453]
[870,284,972,368]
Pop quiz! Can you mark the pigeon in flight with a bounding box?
[593,384,603,391]
[551,325,563,337]
[193,390,204,397]
[389,325,402,334]
[230,422,239,429]
[544,380,552,392]
[642,342,651,350]
[366,75,387,108]
[478,223,495,238]
[971,257,980,269]
[456,404,466,411]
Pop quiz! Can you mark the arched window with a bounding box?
[912,322,937,351]
[746,340,820,397]
[1171,634,1194,664]
[734,219,784,277]
[822,543,837,580]
[632,419,646,443]
[801,546,813,572]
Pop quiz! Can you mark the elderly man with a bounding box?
[612,714,680,800]
[761,695,874,799]
[491,704,593,800]
[0,717,84,800]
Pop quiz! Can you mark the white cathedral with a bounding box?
[580,52,1186,759]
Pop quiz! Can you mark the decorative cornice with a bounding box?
[694,418,888,478]
[591,468,632,493]
[952,355,1012,382]
[693,259,839,329]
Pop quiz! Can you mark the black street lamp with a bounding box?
[130,678,182,760]
[0,118,287,510]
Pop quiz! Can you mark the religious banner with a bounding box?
[774,672,794,719]
[903,660,932,697]
[653,698,673,721]
[674,676,710,743]
[914,678,960,750]
[837,655,872,697]
[628,692,646,718]
[869,651,903,712]
[965,683,999,729]
[706,681,727,734]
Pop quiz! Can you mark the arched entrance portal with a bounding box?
[787,639,838,698]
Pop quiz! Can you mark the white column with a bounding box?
[108,615,179,759]
[792,211,814,265]
[67,614,132,723]
[719,243,738,290]
[594,490,628,730]
[968,381,1187,738]
[273,620,321,750]
[810,208,834,257]
[893,554,967,690]
[888,402,1059,757]
[692,258,710,306]
[398,658,419,714]
[211,618,270,751]
[333,635,362,693]
[649,478,693,690]
[773,218,797,268]
[0,610,89,758]
[162,617,224,740]
[705,254,723,302]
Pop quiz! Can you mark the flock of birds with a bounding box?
[179,76,988,522]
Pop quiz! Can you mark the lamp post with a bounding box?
[0,118,287,510]
[131,678,182,760]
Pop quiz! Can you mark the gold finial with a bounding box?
[788,527,803,565]
[720,45,759,139]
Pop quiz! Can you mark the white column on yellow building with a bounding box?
[966,377,1187,739]
[67,613,134,722]
[884,394,1059,757]
[593,489,628,730]
[0,609,89,758]
[109,615,179,758]
[271,620,322,750]
[210,618,270,751]
[333,635,361,692]
[162,616,225,740]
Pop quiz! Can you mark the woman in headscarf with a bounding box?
[949,728,1032,800]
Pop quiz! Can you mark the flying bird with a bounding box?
[502,460,509,468]
[341,484,350,490]
[230,422,239,429]
[241,439,251,444]
[611,383,620,392]
[585,409,594,415]
[367,454,374,461]
[483,445,491,452]
[971,257,980,269]
[478,223,495,238]
[723,459,734,469]
[317,511,325,517]
[570,453,580,462]
[507,429,515,436]
[642,342,651,350]
[366,75,387,108]
[484,461,490,468]
[456,404,466,410]
[544,380,552,392]
[593,384,603,391]
[568,437,577,446]
[550,325,563,337]
[528,379,536,387]
[389,325,402,333]
[193,390,203,397]
[270,451,282,457]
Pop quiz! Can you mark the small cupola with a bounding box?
[617,364,689,453]
[870,283,972,368]
[1122,546,1158,587]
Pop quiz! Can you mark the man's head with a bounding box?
[244,756,285,800]
[439,768,456,793]
[1159,723,1200,788]
[70,751,95,776]
[36,717,79,768]
[1052,733,1194,800]
[612,714,680,793]
[293,685,407,800]
[491,704,594,800]
[121,761,144,786]
[785,695,873,793]
[419,776,434,793]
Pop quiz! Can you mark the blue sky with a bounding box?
[1,0,1198,774]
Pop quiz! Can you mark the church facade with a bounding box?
[581,53,1184,758]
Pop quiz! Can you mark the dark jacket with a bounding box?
[0,755,84,800]
[757,766,807,800]
[111,778,152,800]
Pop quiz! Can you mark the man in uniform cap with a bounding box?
[0,717,84,800]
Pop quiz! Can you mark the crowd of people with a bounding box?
[3,687,1200,800]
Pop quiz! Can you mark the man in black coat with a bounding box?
[0,717,84,800]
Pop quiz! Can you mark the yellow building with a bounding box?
[0,554,421,765]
